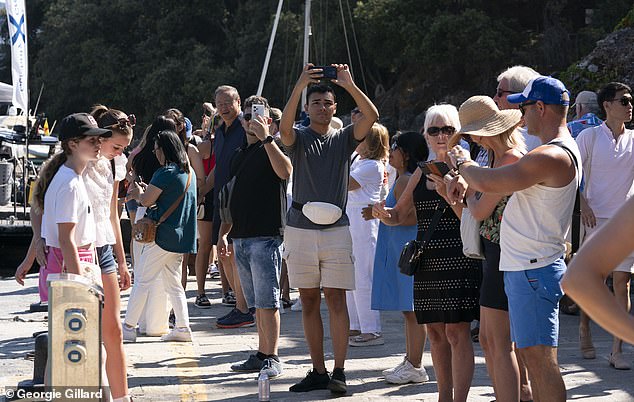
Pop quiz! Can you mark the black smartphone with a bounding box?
[311,65,338,79]
[418,161,451,177]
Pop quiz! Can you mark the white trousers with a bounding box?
[346,205,381,334]
[125,241,189,329]
[133,240,170,335]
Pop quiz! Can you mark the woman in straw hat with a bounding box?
[451,95,525,402]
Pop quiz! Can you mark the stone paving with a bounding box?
[1,273,634,401]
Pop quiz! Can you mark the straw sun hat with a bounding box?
[458,96,522,137]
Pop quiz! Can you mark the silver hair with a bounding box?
[497,65,540,93]
[423,104,461,133]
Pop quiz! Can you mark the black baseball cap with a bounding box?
[58,113,112,141]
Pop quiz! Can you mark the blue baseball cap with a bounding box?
[507,76,571,106]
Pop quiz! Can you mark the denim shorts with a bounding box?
[504,258,566,349]
[233,236,283,309]
[96,244,117,275]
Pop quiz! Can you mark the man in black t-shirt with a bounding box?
[218,96,292,379]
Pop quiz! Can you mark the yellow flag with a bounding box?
[43,118,49,135]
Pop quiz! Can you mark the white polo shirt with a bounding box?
[41,165,96,248]
[576,123,634,219]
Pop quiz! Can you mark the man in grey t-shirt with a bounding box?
[280,64,378,394]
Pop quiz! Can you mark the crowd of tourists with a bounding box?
[13,62,634,402]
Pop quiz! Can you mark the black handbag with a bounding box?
[398,199,447,276]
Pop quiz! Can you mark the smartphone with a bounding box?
[419,161,451,177]
[311,65,338,79]
[252,104,266,120]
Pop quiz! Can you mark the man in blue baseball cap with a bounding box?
[444,75,580,401]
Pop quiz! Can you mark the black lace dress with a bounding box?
[412,178,481,324]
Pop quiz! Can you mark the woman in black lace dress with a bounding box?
[373,104,480,402]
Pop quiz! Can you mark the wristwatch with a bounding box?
[262,136,274,144]
[456,157,474,171]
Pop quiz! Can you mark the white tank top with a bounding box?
[500,136,581,271]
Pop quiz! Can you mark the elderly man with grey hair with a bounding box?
[567,90,603,138]
[493,65,542,151]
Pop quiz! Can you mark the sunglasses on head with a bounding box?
[351,108,360,114]
[519,100,537,115]
[390,142,399,151]
[495,89,513,98]
[609,96,633,107]
[426,126,456,136]
[106,114,136,130]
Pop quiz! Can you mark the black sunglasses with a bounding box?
[390,142,399,151]
[609,96,633,107]
[351,108,360,114]
[519,101,537,115]
[495,89,514,98]
[426,126,456,136]
[242,113,252,122]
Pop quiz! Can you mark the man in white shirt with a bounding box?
[576,82,634,369]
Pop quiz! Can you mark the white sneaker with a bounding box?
[161,327,192,342]
[385,360,429,384]
[382,356,407,376]
[122,324,137,343]
[291,298,302,312]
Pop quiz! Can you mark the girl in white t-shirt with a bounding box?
[15,107,134,402]
[346,123,389,346]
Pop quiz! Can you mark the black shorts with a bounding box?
[198,189,215,222]
[211,205,233,246]
[479,237,508,311]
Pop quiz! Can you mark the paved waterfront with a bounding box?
[1,273,633,401]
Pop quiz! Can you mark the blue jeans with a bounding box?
[504,258,566,348]
[233,236,283,309]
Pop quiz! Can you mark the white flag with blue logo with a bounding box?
[5,0,28,112]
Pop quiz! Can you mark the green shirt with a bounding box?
[147,164,197,254]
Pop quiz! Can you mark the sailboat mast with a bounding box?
[257,0,284,96]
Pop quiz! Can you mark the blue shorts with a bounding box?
[96,244,117,275]
[233,236,283,309]
[504,258,566,349]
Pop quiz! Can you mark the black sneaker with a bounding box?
[217,309,255,329]
[328,367,347,394]
[194,294,212,309]
[217,308,238,324]
[231,354,264,372]
[289,369,330,392]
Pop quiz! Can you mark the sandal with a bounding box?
[349,333,385,347]
[281,297,294,309]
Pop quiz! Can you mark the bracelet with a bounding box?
[457,159,475,172]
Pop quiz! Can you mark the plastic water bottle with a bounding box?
[258,372,270,401]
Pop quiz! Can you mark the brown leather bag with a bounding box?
[133,171,191,243]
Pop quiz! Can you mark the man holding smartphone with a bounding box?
[279,64,379,394]
[218,95,292,379]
